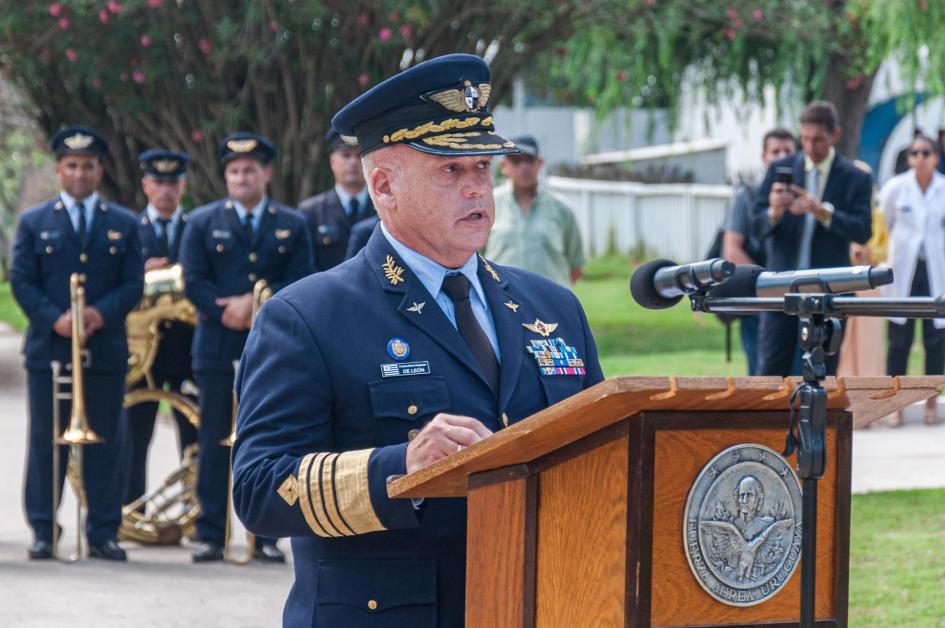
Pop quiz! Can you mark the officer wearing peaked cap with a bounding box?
[121,149,199,511]
[298,129,376,271]
[233,55,603,627]
[180,131,314,563]
[11,125,144,561]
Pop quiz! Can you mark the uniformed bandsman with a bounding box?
[121,149,198,510]
[298,130,376,271]
[180,132,314,563]
[233,55,603,627]
[11,125,144,561]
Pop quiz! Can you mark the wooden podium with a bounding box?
[388,376,943,627]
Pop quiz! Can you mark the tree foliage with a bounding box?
[0,0,596,208]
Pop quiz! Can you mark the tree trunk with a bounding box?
[819,51,877,160]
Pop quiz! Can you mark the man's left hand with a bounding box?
[83,306,105,336]
[217,293,253,330]
[788,185,829,221]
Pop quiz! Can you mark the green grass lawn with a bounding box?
[850,488,945,626]
[0,282,27,331]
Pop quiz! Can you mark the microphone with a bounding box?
[630,258,735,309]
[707,265,895,298]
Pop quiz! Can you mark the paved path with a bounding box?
[0,328,941,626]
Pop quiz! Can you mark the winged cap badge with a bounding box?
[63,133,94,150]
[227,138,259,153]
[427,80,492,113]
[153,159,179,173]
[522,319,558,337]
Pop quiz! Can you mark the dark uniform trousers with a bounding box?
[122,213,198,506]
[180,198,314,546]
[298,188,375,271]
[232,229,603,628]
[11,197,144,545]
[887,258,945,375]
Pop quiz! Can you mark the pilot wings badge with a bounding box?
[683,444,802,607]
[522,319,558,337]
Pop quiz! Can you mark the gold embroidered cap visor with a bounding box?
[331,53,521,157]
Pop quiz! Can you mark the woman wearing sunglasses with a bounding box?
[880,133,945,425]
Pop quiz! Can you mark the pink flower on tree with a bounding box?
[191,129,204,142]
[725,28,736,41]
[752,9,763,21]
[92,78,103,89]
[358,73,370,87]
[378,27,392,42]
[132,71,145,83]
[108,1,121,14]
[48,3,62,17]
[140,34,152,47]
[58,18,70,30]
[198,38,212,55]
[356,13,369,26]
[399,25,412,39]
[99,9,109,24]
[269,20,280,32]
[920,0,929,9]
[726,7,737,19]
[388,12,399,24]
[148,0,162,7]
[615,70,627,82]
[65,48,78,62]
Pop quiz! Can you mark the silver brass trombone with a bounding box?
[51,273,104,562]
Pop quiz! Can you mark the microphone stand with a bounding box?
[687,290,945,628]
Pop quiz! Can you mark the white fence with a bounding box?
[546,176,734,262]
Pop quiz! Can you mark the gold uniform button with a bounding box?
[407,404,418,416]
[501,412,510,427]
[278,245,286,254]
[367,600,378,611]
[407,429,420,441]
[216,244,224,253]
[109,246,117,255]
[248,252,258,262]
[79,273,87,282]
[45,245,53,254]
[79,253,88,263]
[248,273,257,282]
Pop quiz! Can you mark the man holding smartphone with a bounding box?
[752,101,873,376]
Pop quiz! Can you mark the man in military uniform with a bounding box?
[11,125,144,561]
[180,132,314,563]
[298,130,375,271]
[233,55,603,627]
[121,149,198,510]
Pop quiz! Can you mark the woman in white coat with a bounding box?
[880,134,945,425]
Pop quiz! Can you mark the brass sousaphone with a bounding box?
[119,264,201,545]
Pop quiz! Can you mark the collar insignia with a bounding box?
[426,80,492,113]
[227,138,258,153]
[407,302,425,314]
[523,319,558,337]
[479,255,500,282]
[383,254,405,286]
[63,133,94,150]
[275,229,292,239]
[504,301,519,312]
[277,475,299,506]
[153,159,179,173]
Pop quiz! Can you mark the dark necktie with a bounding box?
[349,197,361,221]
[156,218,171,257]
[441,273,500,394]
[77,201,88,248]
[243,211,254,242]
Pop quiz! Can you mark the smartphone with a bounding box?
[774,166,794,186]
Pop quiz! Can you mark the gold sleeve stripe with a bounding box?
[332,448,386,535]
[317,453,351,537]
[325,454,356,536]
[297,453,333,538]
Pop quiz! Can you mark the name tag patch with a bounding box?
[107,230,124,240]
[212,229,232,239]
[380,361,431,377]
[527,338,585,376]
[40,230,61,240]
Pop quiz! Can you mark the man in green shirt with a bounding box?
[483,135,585,287]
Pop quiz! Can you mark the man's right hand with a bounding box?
[144,256,170,272]
[53,310,72,337]
[405,413,493,474]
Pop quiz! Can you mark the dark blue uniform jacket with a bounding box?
[179,199,313,372]
[233,228,603,628]
[11,197,144,372]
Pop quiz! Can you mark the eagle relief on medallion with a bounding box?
[683,444,803,607]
